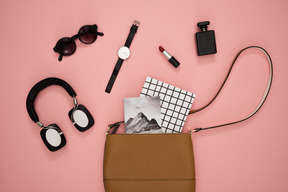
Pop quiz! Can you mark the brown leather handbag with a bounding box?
[103,46,273,192]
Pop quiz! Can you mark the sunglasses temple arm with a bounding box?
[97,32,104,36]
[58,54,63,61]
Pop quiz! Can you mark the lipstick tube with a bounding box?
[159,46,180,68]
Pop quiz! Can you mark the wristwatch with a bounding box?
[105,20,140,93]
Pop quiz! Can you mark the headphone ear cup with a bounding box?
[40,124,66,152]
[69,104,94,132]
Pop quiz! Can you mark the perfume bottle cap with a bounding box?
[197,21,210,31]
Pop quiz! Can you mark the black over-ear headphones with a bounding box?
[26,77,94,152]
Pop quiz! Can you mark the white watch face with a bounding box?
[118,46,130,60]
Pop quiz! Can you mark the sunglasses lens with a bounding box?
[56,38,76,56]
[78,26,97,44]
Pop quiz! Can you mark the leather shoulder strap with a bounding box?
[190,46,273,132]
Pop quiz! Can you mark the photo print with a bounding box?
[124,96,162,134]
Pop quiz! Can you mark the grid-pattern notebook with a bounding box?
[140,77,196,133]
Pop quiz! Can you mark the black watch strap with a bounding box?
[105,20,140,94]
[124,21,140,48]
[105,58,124,93]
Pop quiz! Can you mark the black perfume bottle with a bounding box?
[195,21,217,56]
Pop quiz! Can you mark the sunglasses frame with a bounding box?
[53,24,104,61]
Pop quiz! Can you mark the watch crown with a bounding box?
[133,20,140,27]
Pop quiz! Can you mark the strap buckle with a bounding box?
[106,121,125,135]
[133,20,140,27]
[106,125,112,135]
[189,128,202,134]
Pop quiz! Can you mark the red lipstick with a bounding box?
[159,46,180,68]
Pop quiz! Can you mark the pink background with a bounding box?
[0,0,287,191]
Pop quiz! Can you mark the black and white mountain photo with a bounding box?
[124,96,162,134]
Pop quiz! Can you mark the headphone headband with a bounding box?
[26,78,77,123]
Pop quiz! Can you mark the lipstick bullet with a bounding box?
[159,46,180,68]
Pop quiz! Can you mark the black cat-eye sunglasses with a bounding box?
[53,24,104,61]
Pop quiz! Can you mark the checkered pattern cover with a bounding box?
[140,77,196,133]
